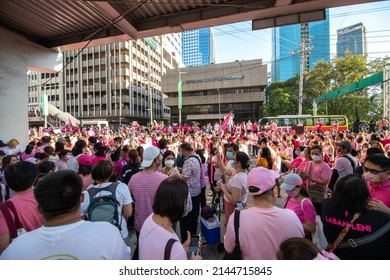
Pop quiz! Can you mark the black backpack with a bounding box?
[86,182,122,231]
[120,164,141,185]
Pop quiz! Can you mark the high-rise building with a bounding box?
[27,35,182,127]
[182,28,216,67]
[336,23,367,57]
[271,9,330,82]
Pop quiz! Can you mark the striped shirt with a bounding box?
[128,171,168,232]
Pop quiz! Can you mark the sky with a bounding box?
[212,1,390,66]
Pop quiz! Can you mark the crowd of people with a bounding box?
[0,119,389,260]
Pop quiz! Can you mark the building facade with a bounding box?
[28,35,182,127]
[271,9,330,82]
[182,28,216,67]
[336,23,367,57]
[162,59,267,124]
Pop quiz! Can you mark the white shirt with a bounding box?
[3,145,23,155]
[67,154,81,172]
[0,221,130,260]
[80,182,133,239]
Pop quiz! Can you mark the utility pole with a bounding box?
[291,23,312,115]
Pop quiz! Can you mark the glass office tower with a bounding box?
[272,9,330,82]
[337,23,367,57]
[182,28,216,66]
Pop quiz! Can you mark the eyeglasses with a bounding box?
[363,166,388,175]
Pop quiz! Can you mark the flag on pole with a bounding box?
[221,111,233,131]
[68,117,76,127]
[178,80,183,109]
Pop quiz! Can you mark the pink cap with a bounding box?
[247,167,280,196]
[77,154,92,166]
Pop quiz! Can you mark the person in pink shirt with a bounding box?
[0,161,44,254]
[281,173,316,238]
[91,142,110,166]
[77,154,94,191]
[34,136,51,154]
[128,146,168,259]
[293,146,312,185]
[224,167,304,260]
[364,154,390,215]
[139,177,202,260]
[282,145,306,172]
[20,144,36,161]
[300,145,332,214]
[114,145,129,179]
[269,121,277,132]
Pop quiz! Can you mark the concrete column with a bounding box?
[0,27,59,148]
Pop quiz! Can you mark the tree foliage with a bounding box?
[264,52,388,124]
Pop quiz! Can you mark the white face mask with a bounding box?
[312,155,321,162]
[165,159,175,168]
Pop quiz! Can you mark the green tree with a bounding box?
[264,53,388,123]
[264,77,299,116]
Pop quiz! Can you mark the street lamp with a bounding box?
[178,71,187,125]
[143,73,153,127]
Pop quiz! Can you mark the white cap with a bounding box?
[140,146,160,168]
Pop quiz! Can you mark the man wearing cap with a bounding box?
[128,146,168,258]
[224,167,304,259]
[76,154,94,191]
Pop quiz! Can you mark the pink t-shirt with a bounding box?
[114,158,128,179]
[224,207,304,260]
[290,157,304,168]
[285,198,316,224]
[0,191,44,235]
[304,161,332,188]
[225,172,248,203]
[128,171,168,232]
[367,180,390,208]
[21,151,36,161]
[139,214,187,260]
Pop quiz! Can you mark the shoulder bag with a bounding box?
[223,209,242,260]
[328,212,361,253]
[306,162,325,205]
[164,238,178,260]
[0,200,26,239]
[335,219,390,249]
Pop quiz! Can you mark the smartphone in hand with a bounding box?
[188,235,200,256]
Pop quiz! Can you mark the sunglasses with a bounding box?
[363,166,388,175]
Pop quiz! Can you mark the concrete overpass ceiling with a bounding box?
[0,0,382,52]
